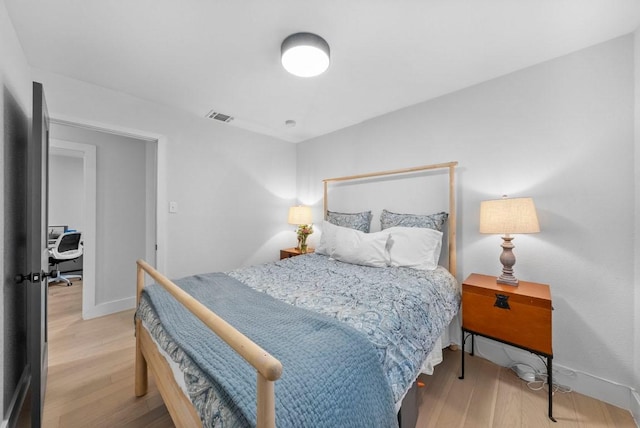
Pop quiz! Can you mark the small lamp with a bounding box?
[479,196,540,285]
[288,206,313,252]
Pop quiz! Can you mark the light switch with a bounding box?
[169,201,178,213]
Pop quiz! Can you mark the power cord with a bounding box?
[463,336,575,395]
[502,347,573,394]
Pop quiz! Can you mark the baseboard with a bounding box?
[83,296,136,319]
[631,390,640,427]
[463,336,637,416]
[1,366,30,428]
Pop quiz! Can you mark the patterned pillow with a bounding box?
[326,210,373,233]
[380,209,448,232]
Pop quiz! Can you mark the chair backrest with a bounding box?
[51,232,83,261]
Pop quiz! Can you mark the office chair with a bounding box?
[48,231,83,286]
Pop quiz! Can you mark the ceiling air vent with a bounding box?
[205,110,234,123]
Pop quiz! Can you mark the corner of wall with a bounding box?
[82,297,136,320]
[633,27,640,405]
[630,389,640,427]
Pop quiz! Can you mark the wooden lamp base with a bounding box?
[497,235,519,286]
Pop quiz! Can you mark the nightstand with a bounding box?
[459,273,554,421]
[279,247,315,260]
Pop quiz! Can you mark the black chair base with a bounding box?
[47,268,82,286]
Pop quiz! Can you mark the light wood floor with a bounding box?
[44,281,637,427]
[417,349,636,427]
[44,280,172,427]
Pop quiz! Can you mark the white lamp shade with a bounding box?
[288,206,313,225]
[281,32,330,77]
[479,197,540,234]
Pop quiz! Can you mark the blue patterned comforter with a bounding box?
[140,272,396,427]
[229,254,460,403]
[137,253,460,426]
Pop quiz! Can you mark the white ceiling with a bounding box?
[6,0,640,143]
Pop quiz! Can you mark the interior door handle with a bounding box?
[44,269,58,279]
[15,272,41,283]
[15,270,57,284]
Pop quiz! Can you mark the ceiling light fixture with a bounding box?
[281,32,330,77]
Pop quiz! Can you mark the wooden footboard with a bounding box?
[135,259,283,428]
[137,321,202,426]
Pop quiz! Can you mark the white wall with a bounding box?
[31,68,298,281]
[633,28,640,421]
[48,153,84,230]
[298,35,637,411]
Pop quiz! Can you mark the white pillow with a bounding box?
[315,220,340,256]
[331,227,390,268]
[385,226,443,270]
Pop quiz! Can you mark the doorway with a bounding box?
[48,140,95,319]
[48,122,157,319]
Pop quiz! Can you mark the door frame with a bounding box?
[49,117,165,319]
[49,139,97,320]
[27,81,49,428]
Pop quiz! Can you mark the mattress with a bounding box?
[136,253,460,426]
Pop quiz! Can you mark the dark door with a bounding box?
[26,82,50,427]
[3,78,30,428]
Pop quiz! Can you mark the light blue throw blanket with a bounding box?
[142,272,397,427]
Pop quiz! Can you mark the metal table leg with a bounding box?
[548,356,556,422]
[459,327,465,379]
[459,329,474,380]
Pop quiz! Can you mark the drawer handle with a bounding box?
[494,294,510,310]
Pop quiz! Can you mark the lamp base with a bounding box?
[497,235,519,286]
[497,274,519,286]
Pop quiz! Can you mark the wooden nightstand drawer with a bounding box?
[462,273,552,355]
[280,247,315,260]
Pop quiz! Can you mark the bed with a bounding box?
[134,161,460,427]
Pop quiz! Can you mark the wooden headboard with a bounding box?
[322,161,458,278]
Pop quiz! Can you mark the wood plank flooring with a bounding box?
[417,348,636,427]
[44,281,172,427]
[44,281,637,427]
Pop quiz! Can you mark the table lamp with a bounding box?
[479,196,540,285]
[288,206,313,252]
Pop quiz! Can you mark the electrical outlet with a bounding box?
[169,201,178,213]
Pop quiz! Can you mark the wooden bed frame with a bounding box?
[135,161,458,428]
[322,161,457,278]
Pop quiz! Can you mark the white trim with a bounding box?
[82,296,136,319]
[466,337,638,415]
[631,390,640,427]
[633,28,640,427]
[49,139,97,320]
[145,141,158,268]
[155,136,167,274]
[51,116,160,142]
